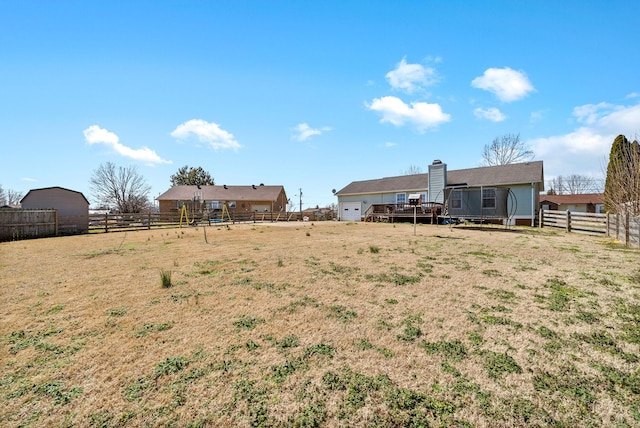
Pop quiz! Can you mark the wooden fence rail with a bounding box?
[1,209,335,241]
[87,211,325,233]
[540,209,640,248]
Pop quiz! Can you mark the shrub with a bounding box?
[160,270,173,288]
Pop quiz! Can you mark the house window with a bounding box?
[194,191,203,201]
[396,193,406,205]
[482,188,496,209]
[450,191,462,209]
[177,201,186,209]
[420,192,427,204]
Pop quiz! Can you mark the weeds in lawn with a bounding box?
[328,305,357,323]
[397,314,423,342]
[154,356,189,378]
[479,350,522,380]
[160,269,173,288]
[33,380,82,405]
[135,321,175,337]
[356,338,394,358]
[106,307,127,317]
[419,339,468,361]
[233,315,265,331]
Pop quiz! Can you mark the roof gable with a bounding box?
[336,161,544,196]
[21,186,89,205]
[446,161,544,187]
[157,185,285,201]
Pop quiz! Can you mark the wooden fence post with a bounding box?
[539,209,543,229]
[148,212,151,230]
[606,212,610,237]
[566,211,571,233]
[625,214,630,247]
[616,213,620,241]
[105,213,109,233]
[55,210,59,236]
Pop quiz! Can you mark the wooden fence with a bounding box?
[0,209,58,242]
[87,211,328,233]
[1,209,335,241]
[540,209,640,248]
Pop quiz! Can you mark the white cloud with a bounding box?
[529,102,640,179]
[471,67,535,102]
[292,123,332,142]
[626,92,639,99]
[530,110,546,124]
[572,102,614,125]
[21,177,37,182]
[366,96,451,132]
[83,125,172,165]
[386,57,438,93]
[473,107,506,122]
[170,119,241,151]
[384,142,397,148]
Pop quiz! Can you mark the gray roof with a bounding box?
[335,174,429,195]
[157,185,285,202]
[335,161,544,195]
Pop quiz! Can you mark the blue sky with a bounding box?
[2,1,639,209]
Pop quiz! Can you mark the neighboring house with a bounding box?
[156,184,288,215]
[539,193,605,213]
[299,207,335,221]
[20,186,90,234]
[335,160,544,226]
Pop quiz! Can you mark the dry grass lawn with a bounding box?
[1,221,640,427]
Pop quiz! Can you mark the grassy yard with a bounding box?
[1,221,639,427]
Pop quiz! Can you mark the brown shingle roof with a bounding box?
[157,185,285,202]
[335,161,544,195]
[539,193,604,205]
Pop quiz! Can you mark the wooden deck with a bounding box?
[364,203,443,224]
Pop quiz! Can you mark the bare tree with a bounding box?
[564,174,597,194]
[403,165,423,175]
[6,189,23,205]
[549,174,601,195]
[0,185,23,206]
[90,162,151,213]
[482,133,534,166]
[547,176,564,195]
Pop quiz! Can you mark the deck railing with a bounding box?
[365,203,442,223]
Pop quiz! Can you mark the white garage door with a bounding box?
[341,202,362,221]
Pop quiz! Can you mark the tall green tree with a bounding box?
[604,135,640,214]
[170,166,214,186]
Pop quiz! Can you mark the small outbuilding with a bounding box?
[20,186,90,234]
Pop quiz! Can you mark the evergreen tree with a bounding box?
[604,135,629,212]
[604,135,640,214]
[170,166,214,186]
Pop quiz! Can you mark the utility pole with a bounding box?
[299,188,303,215]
